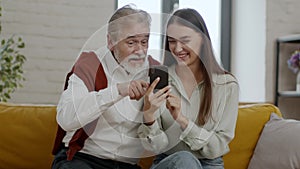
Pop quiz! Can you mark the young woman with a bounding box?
[138,8,239,169]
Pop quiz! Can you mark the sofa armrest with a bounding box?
[0,102,57,169]
[223,103,282,169]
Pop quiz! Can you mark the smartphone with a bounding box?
[149,65,168,90]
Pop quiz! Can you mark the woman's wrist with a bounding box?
[176,115,189,130]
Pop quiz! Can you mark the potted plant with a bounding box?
[0,4,26,102]
[287,50,300,92]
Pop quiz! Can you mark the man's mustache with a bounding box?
[127,54,146,61]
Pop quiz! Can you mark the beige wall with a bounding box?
[265,0,300,102]
[1,0,114,104]
[231,0,300,103]
[266,0,300,119]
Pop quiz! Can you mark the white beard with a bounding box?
[119,54,149,79]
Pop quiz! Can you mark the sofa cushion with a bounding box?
[247,113,300,169]
[0,102,57,169]
[223,103,282,169]
[0,102,282,169]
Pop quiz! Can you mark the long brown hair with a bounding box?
[163,8,226,125]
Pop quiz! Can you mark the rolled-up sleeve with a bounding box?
[137,119,169,154]
[179,81,239,159]
[180,120,213,150]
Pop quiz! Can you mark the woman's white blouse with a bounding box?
[138,65,239,159]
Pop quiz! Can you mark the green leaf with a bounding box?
[4,93,11,99]
[2,98,7,102]
[13,65,20,71]
[7,48,14,53]
[17,42,25,48]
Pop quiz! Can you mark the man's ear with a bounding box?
[107,34,114,51]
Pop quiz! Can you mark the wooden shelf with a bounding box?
[277,34,300,43]
[278,91,300,97]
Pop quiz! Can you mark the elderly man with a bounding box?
[51,5,159,169]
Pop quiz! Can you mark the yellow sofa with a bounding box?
[0,102,281,169]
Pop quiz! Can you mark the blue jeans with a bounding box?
[151,151,224,169]
[52,148,141,169]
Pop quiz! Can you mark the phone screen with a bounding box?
[149,65,168,90]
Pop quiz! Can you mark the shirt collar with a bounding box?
[94,47,120,75]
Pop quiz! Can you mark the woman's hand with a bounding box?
[143,78,171,124]
[166,93,189,129]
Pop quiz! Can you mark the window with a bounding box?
[179,0,221,64]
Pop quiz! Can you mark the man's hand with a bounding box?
[117,80,149,100]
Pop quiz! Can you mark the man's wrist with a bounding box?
[144,120,155,126]
[116,83,127,97]
[116,83,121,95]
[143,114,155,126]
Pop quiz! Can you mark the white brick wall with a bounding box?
[1,0,114,104]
